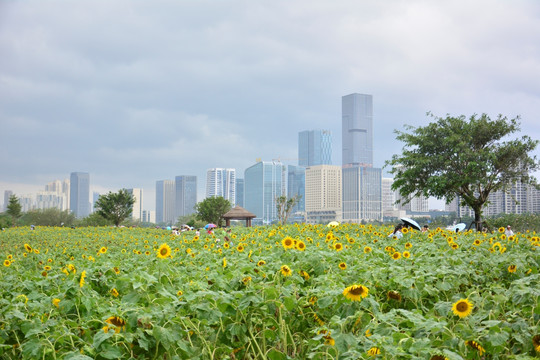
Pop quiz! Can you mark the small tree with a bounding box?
[194,196,232,227]
[387,113,538,230]
[94,189,135,227]
[276,195,301,225]
[6,195,22,220]
[20,208,76,227]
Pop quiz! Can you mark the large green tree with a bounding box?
[195,196,232,227]
[387,113,538,230]
[94,189,135,227]
[20,208,76,227]
[6,195,22,220]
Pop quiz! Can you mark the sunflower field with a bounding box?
[0,224,539,359]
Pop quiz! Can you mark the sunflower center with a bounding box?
[160,248,168,255]
[349,286,365,296]
[456,301,469,312]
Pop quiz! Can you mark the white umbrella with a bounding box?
[400,217,421,231]
[452,223,467,232]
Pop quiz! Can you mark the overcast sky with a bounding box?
[1,0,539,211]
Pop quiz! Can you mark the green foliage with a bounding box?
[176,214,205,229]
[6,194,22,219]
[19,208,76,227]
[194,196,231,227]
[0,214,13,229]
[387,113,539,230]
[94,189,135,227]
[77,212,112,227]
[486,213,540,233]
[276,195,301,225]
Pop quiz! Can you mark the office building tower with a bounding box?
[342,94,373,167]
[235,179,244,207]
[175,175,197,218]
[156,180,175,224]
[342,166,383,222]
[244,160,286,223]
[126,188,143,220]
[305,165,342,224]
[206,168,236,204]
[287,165,305,213]
[44,179,70,210]
[298,130,332,166]
[142,210,156,223]
[3,190,13,211]
[69,172,90,218]
[92,192,100,213]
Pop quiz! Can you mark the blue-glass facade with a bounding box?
[69,172,90,218]
[287,165,305,213]
[342,94,373,167]
[244,161,286,223]
[298,130,332,167]
[175,175,197,218]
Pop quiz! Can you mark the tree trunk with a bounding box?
[473,207,483,231]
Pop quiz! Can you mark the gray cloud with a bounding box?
[1,0,539,209]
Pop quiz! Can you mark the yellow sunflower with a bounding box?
[452,298,473,318]
[403,251,411,258]
[52,298,61,308]
[405,242,412,249]
[364,246,372,253]
[3,260,11,267]
[430,355,449,360]
[110,288,119,297]
[99,247,107,254]
[392,252,401,260]
[282,237,294,250]
[338,262,347,270]
[533,335,540,352]
[323,335,335,346]
[79,270,87,288]
[257,260,266,266]
[177,290,183,296]
[508,264,517,273]
[236,244,244,252]
[401,227,409,234]
[343,284,369,301]
[387,291,402,301]
[280,265,292,277]
[242,276,252,285]
[222,258,227,268]
[334,243,343,251]
[498,227,505,233]
[24,244,33,252]
[157,243,171,259]
[104,316,126,333]
[367,347,381,356]
[295,240,306,251]
[299,270,310,280]
[465,340,485,356]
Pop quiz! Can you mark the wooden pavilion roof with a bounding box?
[222,205,256,219]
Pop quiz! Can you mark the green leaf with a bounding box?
[266,349,288,360]
[98,345,123,359]
[63,353,94,360]
[92,330,114,350]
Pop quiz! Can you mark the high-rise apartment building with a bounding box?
[156,180,175,224]
[235,178,244,207]
[69,172,90,218]
[244,160,286,223]
[298,130,332,167]
[126,188,143,220]
[342,166,382,222]
[175,176,197,218]
[287,165,305,213]
[342,94,373,167]
[3,190,13,211]
[305,165,342,224]
[206,168,236,204]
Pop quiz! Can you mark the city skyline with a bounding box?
[2,1,540,211]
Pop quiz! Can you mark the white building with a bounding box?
[305,165,342,224]
[126,188,143,220]
[206,168,236,204]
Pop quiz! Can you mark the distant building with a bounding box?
[298,130,332,167]
[92,192,100,213]
[342,94,373,167]
[244,160,286,223]
[235,178,244,207]
[175,175,197,218]
[3,190,13,212]
[305,165,342,224]
[287,165,305,213]
[342,166,382,222]
[156,180,175,224]
[44,179,70,211]
[206,168,236,204]
[126,188,143,220]
[69,172,90,218]
[142,210,156,223]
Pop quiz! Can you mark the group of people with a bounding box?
[389,222,515,238]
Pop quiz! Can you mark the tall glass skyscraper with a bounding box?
[298,130,332,167]
[244,160,286,223]
[235,178,244,207]
[342,94,373,167]
[156,180,175,224]
[175,175,197,218]
[69,172,90,218]
[287,165,305,213]
[206,168,236,204]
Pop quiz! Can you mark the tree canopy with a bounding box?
[195,196,232,227]
[386,113,539,230]
[94,189,135,226]
[276,195,302,225]
[6,195,22,220]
